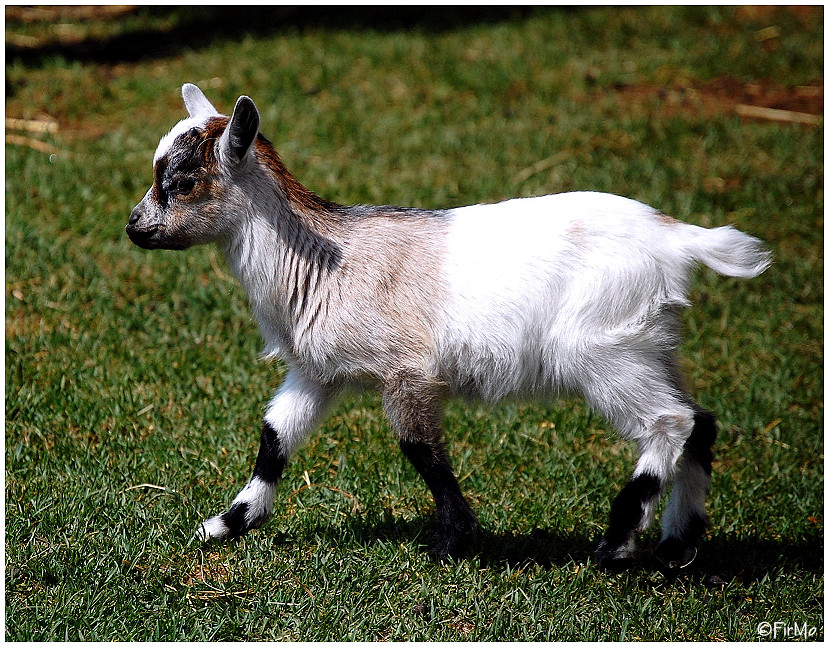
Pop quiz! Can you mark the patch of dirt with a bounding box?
[598,77,823,125]
[183,553,233,587]
[701,77,822,115]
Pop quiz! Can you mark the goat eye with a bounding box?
[173,178,195,196]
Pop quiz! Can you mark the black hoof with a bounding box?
[428,543,460,562]
[654,537,697,572]
[429,513,477,561]
[596,553,635,572]
[429,533,474,562]
[595,539,636,572]
[597,554,635,572]
[199,501,268,542]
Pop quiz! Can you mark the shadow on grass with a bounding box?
[290,514,822,583]
[689,532,825,583]
[473,526,596,569]
[6,5,548,68]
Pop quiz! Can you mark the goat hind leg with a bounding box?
[198,369,334,541]
[595,410,694,570]
[654,408,716,570]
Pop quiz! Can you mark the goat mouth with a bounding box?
[125,224,164,249]
[125,224,190,251]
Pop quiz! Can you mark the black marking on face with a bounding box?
[129,117,232,250]
[153,121,225,207]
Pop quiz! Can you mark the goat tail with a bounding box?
[683,224,772,278]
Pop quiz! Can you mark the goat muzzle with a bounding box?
[126,203,161,249]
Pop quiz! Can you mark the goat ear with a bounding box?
[182,83,218,118]
[219,96,260,166]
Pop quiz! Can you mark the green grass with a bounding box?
[5,6,823,641]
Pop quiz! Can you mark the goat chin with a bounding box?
[126,83,770,570]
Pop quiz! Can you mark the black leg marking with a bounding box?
[687,409,717,477]
[219,501,251,539]
[596,473,662,570]
[252,420,287,484]
[399,437,478,560]
[203,420,287,540]
[384,372,477,560]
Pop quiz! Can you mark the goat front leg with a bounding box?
[198,369,335,541]
[383,372,478,560]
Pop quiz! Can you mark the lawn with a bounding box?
[5,6,823,641]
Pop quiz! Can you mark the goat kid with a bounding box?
[126,84,771,571]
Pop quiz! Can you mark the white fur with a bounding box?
[197,515,229,540]
[431,192,769,560]
[236,477,277,525]
[153,115,213,164]
[182,82,219,118]
[661,456,712,536]
[154,84,222,164]
[198,478,278,540]
[263,369,335,457]
[437,193,706,417]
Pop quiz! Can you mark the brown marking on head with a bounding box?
[151,117,228,205]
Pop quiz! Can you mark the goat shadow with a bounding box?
[269,514,823,585]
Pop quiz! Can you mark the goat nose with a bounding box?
[128,204,143,226]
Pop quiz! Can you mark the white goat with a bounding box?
[126,84,771,570]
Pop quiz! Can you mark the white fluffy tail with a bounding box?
[687,225,772,278]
